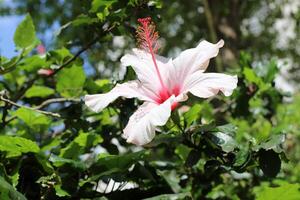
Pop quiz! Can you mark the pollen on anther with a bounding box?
[136,17,160,53]
[137,17,151,25]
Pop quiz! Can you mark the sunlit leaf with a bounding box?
[0,176,26,200]
[14,14,39,51]
[22,55,48,72]
[183,104,201,126]
[175,144,191,161]
[15,107,50,128]
[49,155,87,170]
[25,85,54,98]
[54,185,70,197]
[206,132,237,153]
[0,135,40,157]
[56,64,86,97]
[255,182,300,200]
[60,131,103,159]
[253,134,286,153]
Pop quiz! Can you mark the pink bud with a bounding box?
[38,69,54,76]
[37,44,46,55]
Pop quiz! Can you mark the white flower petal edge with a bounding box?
[122,96,174,146]
[171,40,224,85]
[183,72,238,98]
[84,81,153,112]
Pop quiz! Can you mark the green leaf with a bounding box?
[25,86,54,98]
[56,65,86,97]
[175,144,191,161]
[0,176,27,200]
[0,136,40,157]
[143,193,190,200]
[157,170,181,193]
[60,131,103,159]
[74,132,103,146]
[15,107,50,128]
[147,134,181,147]
[206,184,226,199]
[90,0,117,22]
[258,149,281,178]
[35,155,55,174]
[22,55,49,72]
[94,79,111,92]
[265,59,279,83]
[184,104,201,126]
[233,149,251,171]
[54,185,70,197]
[0,54,23,74]
[49,155,87,171]
[170,110,181,129]
[90,0,116,13]
[243,67,263,87]
[253,134,286,153]
[49,47,72,65]
[255,182,300,200]
[13,14,39,50]
[72,14,98,26]
[215,124,237,136]
[91,150,149,173]
[206,132,238,153]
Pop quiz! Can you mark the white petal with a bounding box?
[171,40,224,85]
[183,72,238,98]
[84,81,153,112]
[120,48,172,93]
[122,96,174,146]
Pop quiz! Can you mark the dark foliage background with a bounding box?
[0,0,299,199]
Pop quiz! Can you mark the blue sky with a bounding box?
[0,0,24,58]
[0,15,24,58]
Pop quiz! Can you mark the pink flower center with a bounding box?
[157,85,181,110]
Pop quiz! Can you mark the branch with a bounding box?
[50,36,100,76]
[1,76,38,127]
[34,98,81,110]
[0,95,61,118]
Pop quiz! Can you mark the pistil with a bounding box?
[136,17,168,94]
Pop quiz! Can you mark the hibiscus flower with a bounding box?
[85,17,238,146]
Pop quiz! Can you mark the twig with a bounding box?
[50,36,100,76]
[1,76,38,127]
[34,98,81,110]
[4,116,17,124]
[0,95,61,118]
